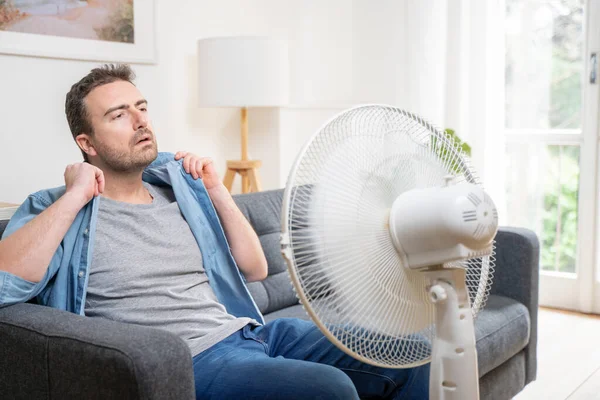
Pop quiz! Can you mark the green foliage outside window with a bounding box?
[541,146,579,273]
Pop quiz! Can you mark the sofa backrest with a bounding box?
[0,220,8,238]
[0,189,297,315]
[232,189,299,315]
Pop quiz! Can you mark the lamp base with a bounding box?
[223,160,262,194]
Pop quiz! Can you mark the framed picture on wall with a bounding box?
[0,0,156,64]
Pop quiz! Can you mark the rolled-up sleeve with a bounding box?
[0,194,62,306]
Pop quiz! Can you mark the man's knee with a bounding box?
[311,365,359,400]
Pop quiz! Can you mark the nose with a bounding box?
[133,108,148,131]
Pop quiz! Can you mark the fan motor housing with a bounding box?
[388,183,498,270]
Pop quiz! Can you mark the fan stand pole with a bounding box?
[426,268,480,400]
[222,107,263,194]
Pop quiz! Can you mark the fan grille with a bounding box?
[282,105,495,368]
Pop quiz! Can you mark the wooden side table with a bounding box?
[222,160,262,194]
[221,108,263,194]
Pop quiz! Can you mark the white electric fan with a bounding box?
[280,105,498,400]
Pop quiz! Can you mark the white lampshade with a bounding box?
[197,36,289,107]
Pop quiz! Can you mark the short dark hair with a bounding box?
[65,64,136,162]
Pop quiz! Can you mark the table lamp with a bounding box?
[197,36,289,193]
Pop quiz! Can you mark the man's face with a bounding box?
[82,80,158,172]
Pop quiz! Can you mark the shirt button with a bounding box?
[78,271,84,278]
[84,228,89,235]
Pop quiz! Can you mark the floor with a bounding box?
[513,307,600,400]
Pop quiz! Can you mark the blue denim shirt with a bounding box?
[0,152,265,324]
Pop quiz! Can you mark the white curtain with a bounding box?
[401,0,508,222]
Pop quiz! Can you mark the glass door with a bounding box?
[504,0,600,312]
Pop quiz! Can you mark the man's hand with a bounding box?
[0,163,104,282]
[175,151,221,190]
[64,163,105,205]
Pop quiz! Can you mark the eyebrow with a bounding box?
[103,99,148,117]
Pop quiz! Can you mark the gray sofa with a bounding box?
[0,188,538,399]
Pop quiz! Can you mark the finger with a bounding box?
[94,168,104,194]
[175,151,188,160]
[191,158,200,179]
[189,157,199,178]
[202,158,214,170]
[198,157,212,169]
[196,159,203,179]
[183,156,191,173]
[93,169,99,197]
[96,169,105,194]
[189,157,197,177]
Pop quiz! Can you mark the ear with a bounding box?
[75,134,98,157]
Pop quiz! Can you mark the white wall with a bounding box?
[0,0,467,203]
[0,56,165,203]
[0,11,164,203]
[0,0,362,202]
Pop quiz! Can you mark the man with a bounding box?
[0,64,429,399]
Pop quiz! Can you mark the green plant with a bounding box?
[430,128,471,175]
[444,129,471,157]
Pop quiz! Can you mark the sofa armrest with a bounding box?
[490,226,540,384]
[0,303,195,400]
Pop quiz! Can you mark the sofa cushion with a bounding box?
[475,294,530,377]
[263,294,530,378]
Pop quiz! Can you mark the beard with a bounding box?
[93,128,158,172]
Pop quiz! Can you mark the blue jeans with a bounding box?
[192,318,429,399]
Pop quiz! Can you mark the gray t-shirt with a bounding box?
[84,182,254,357]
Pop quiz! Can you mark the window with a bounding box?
[504,0,584,273]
